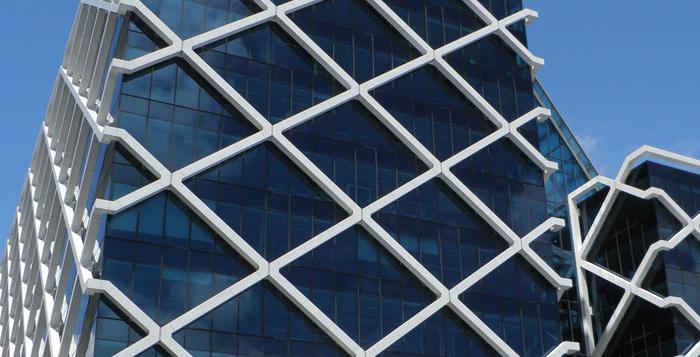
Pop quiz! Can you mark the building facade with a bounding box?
[0,0,598,356]
[570,147,700,357]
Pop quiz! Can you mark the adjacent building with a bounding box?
[0,0,608,356]
[570,148,700,357]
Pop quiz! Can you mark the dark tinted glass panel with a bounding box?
[283,225,435,348]
[184,142,349,260]
[507,21,528,47]
[452,138,546,237]
[602,298,700,357]
[142,0,260,38]
[589,192,682,279]
[385,0,485,48]
[533,79,597,178]
[536,117,590,347]
[373,179,507,288]
[174,281,348,356]
[102,192,254,325]
[115,59,258,170]
[627,162,700,218]
[460,256,560,357]
[197,22,344,123]
[380,308,496,356]
[289,0,420,82]
[586,272,625,342]
[119,14,166,60]
[136,346,173,357]
[577,186,611,240]
[539,120,588,215]
[478,0,522,19]
[286,100,428,207]
[102,143,157,200]
[643,237,700,316]
[93,297,147,357]
[371,65,496,160]
[444,35,535,122]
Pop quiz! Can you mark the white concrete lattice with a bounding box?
[569,146,700,357]
[0,0,583,356]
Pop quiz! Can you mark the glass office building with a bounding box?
[0,0,600,356]
[572,159,700,356]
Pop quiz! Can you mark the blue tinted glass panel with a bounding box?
[283,226,435,348]
[371,65,496,160]
[286,100,428,207]
[628,162,700,218]
[142,0,260,38]
[538,120,588,221]
[380,308,495,356]
[507,21,528,47]
[533,80,597,178]
[197,22,344,123]
[585,272,624,342]
[385,0,485,48]
[103,143,157,201]
[184,142,349,260]
[452,139,546,237]
[135,346,173,357]
[102,192,254,325]
[93,297,147,357]
[590,192,681,279]
[119,14,166,60]
[477,0,522,19]
[115,59,258,170]
[290,0,420,82]
[373,179,507,288]
[460,256,559,357]
[643,237,700,316]
[602,298,700,357]
[444,35,535,122]
[174,281,348,356]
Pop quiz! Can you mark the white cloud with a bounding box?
[578,133,599,153]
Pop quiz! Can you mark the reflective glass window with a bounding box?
[374,179,507,288]
[197,22,344,123]
[460,256,560,357]
[444,35,535,122]
[371,65,496,160]
[385,0,485,48]
[643,237,700,317]
[142,0,260,39]
[102,143,157,201]
[93,297,147,357]
[174,281,348,356]
[290,0,420,82]
[585,272,625,341]
[115,59,258,170]
[452,138,546,237]
[118,14,166,60]
[380,308,495,356]
[184,142,349,260]
[283,226,435,348]
[628,162,700,218]
[286,100,427,207]
[102,192,254,325]
[602,298,700,357]
[589,193,682,279]
[477,0,522,19]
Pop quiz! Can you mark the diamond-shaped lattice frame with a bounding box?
[0,0,581,356]
[569,146,700,357]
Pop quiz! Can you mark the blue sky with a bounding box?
[0,1,699,234]
[0,3,74,235]
[525,0,700,175]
